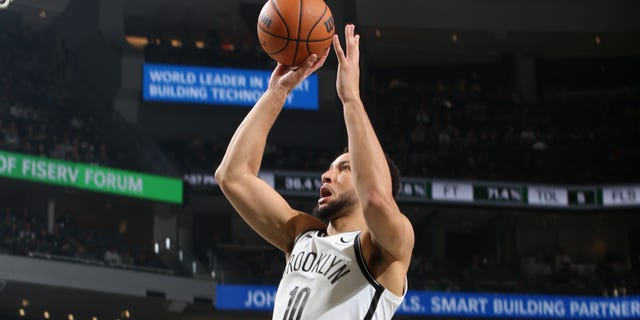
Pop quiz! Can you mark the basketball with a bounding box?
[257,0,335,67]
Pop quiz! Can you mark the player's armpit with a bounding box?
[217,172,325,253]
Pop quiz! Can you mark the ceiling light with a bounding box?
[125,35,149,49]
[220,43,235,52]
[170,39,183,48]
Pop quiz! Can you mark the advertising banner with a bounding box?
[143,63,319,110]
[216,284,277,311]
[400,291,640,319]
[215,285,640,319]
[0,150,182,204]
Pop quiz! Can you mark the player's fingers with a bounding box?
[346,25,358,58]
[332,34,346,63]
[349,32,359,52]
[304,54,318,68]
[351,34,360,61]
[346,24,353,39]
[290,54,318,76]
[344,25,352,51]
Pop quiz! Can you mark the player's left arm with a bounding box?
[333,25,415,264]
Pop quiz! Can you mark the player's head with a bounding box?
[312,150,401,221]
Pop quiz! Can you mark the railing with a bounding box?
[153,237,213,279]
[208,243,282,284]
[27,251,176,275]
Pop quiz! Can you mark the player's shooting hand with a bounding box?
[333,24,360,104]
[268,48,330,95]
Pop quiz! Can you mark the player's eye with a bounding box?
[339,165,351,172]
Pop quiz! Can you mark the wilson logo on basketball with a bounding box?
[324,17,334,33]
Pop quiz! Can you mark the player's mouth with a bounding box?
[318,185,333,204]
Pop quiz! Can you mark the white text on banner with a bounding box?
[602,187,640,206]
[432,182,473,202]
[527,187,568,206]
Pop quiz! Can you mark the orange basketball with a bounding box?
[257,0,335,67]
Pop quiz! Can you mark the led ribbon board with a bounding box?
[216,285,640,319]
[0,150,182,204]
[183,171,640,209]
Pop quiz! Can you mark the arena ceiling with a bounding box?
[8,0,640,66]
[122,0,640,66]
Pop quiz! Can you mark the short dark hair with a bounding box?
[342,147,401,200]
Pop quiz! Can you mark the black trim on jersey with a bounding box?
[354,233,385,320]
[293,229,323,245]
[364,286,384,320]
[354,233,384,290]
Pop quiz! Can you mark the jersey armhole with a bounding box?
[293,228,324,245]
[353,233,384,291]
[355,235,409,303]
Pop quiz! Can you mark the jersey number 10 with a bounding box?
[282,286,311,320]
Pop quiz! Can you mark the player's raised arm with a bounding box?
[332,25,414,263]
[215,53,328,253]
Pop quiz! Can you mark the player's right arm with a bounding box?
[215,53,328,253]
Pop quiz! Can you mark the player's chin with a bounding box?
[312,203,326,218]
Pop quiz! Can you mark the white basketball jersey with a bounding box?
[272,230,406,320]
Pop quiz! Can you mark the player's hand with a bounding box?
[268,48,330,94]
[333,24,360,104]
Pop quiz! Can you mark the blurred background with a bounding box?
[0,0,639,319]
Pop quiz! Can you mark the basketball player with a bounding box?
[215,24,414,319]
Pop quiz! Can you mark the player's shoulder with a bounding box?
[285,212,326,251]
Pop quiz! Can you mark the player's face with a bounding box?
[313,153,358,220]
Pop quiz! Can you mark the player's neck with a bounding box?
[326,210,366,236]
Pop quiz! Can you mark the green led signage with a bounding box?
[0,150,182,204]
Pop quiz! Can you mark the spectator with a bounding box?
[103,246,123,266]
